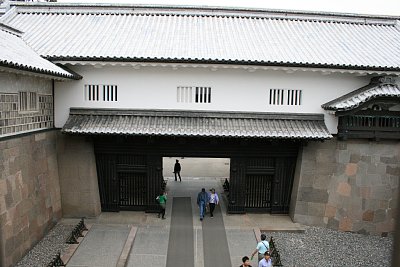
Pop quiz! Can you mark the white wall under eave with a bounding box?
[55,65,370,133]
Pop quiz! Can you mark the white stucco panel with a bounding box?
[55,65,369,133]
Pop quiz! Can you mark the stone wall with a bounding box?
[0,130,62,267]
[0,72,53,137]
[56,133,101,218]
[290,138,399,235]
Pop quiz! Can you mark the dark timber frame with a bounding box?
[94,136,300,214]
[94,135,300,214]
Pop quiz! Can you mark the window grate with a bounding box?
[19,91,37,111]
[177,86,211,103]
[85,84,117,102]
[269,89,302,106]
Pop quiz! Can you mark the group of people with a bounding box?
[240,234,272,267]
[196,187,219,220]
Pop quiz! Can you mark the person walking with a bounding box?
[239,256,252,267]
[208,188,219,218]
[156,191,167,219]
[251,234,269,262]
[197,188,209,221]
[173,159,182,182]
[258,252,272,267]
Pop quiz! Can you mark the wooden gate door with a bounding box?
[245,174,273,211]
[118,172,147,210]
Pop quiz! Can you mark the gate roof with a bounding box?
[62,108,331,140]
[1,3,400,72]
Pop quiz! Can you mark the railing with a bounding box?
[338,115,400,139]
[269,236,283,266]
[46,252,65,267]
[66,218,88,244]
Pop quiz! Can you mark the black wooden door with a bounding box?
[96,153,119,212]
[245,174,273,210]
[119,172,146,210]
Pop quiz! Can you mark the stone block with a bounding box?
[327,217,339,230]
[359,187,371,199]
[362,210,374,221]
[313,174,331,189]
[325,204,337,218]
[386,166,400,176]
[298,187,328,203]
[294,214,326,227]
[337,150,350,164]
[350,153,360,163]
[371,186,392,201]
[339,216,353,231]
[345,163,358,176]
[380,156,398,164]
[337,182,351,196]
[360,155,371,163]
[373,209,387,223]
[299,172,315,187]
[316,149,336,163]
[308,202,326,217]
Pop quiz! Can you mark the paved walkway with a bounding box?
[62,177,304,267]
[166,197,194,267]
[66,224,131,267]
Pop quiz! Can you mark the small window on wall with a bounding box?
[177,86,211,103]
[19,92,37,111]
[269,89,302,106]
[85,84,118,102]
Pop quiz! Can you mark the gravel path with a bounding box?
[265,226,393,267]
[15,223,75,267]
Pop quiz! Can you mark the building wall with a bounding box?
[0,72,53,138]
[0,130,62,267]
[54,65,369,132]
[290,138,399,235]
[56,133,101,218]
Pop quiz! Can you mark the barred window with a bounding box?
[19,92,37,111]
[85,84,118,102]
[177,86,211,103]
[269,89,302,106]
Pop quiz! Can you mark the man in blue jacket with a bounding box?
[197,188,209,221]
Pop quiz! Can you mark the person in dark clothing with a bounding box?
[240,256,252,267]
[174,159,182,182]
[197,188,209,221]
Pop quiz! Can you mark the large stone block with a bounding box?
[386,166,400,176]
[371,186,392,201]
[337,182,351,196]
[339,216,353,231]
[308,202,326,217]
[345,163,358,176]
[297,187,328,203]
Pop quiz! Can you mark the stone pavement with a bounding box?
[62,177,304,267]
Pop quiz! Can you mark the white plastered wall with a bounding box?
[55,65,370,133]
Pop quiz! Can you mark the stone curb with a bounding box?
[60,223,93,265]
[116,225,137,267]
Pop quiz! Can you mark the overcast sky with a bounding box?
[57,0,400,16]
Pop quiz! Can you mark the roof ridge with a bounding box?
[8,2,400,26]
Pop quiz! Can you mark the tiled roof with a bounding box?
[0,23,80,79]
[1,4,400,71]
[62,108,332,140]
[322,77,400,111]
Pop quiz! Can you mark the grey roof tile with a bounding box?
[322,77,400,111]
[0,23,79,79]
[62,108,332,140]
[1,4,400,70]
